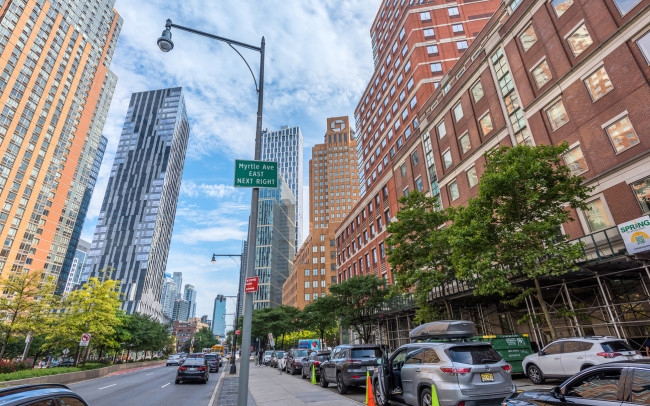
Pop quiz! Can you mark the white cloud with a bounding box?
[180,181,238,199]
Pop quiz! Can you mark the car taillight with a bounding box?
[597,352,623,358]
[178,367,187,371]
[440,367,472,376]
[502,364,512,373]
[457,402,465,406]
[198,367,206,371]
[313,361,320,365]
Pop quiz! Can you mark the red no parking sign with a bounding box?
[79,333,91,347]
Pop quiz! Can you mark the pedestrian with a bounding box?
[643,337,650,357]
[258,349,264,367]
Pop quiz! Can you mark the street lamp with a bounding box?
[159,19,264,406]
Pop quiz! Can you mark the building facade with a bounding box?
[261,126,304,251]
[212,295,226,337]
[283,117,359,309]
[335,0,501,284]
[85,87,190,319]
[253,177,296,309]
[172,271,182,299]
[237,240,247,316]
[0,0,122,283]
[172,320,197,351]
[62,239,90,294]
[160,277,176,319]
[172,298,190,322]
[183,283,196,319]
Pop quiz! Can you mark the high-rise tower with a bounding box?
[184,283,197,319]
[261,126,303,251]
[85,87,190,319]
[160,277,176,320]
[0,0,122,282]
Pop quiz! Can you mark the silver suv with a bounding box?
[373,321,516,406]
[522,336,642,384]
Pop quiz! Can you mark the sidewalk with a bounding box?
[215,359,361,405]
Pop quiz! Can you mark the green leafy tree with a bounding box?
[449,143,591,340]
[329,275,389,343]
[386,191,457,323]
[192,327,218,350]
[0,271,57,360]
[300,295,338,344]
[251,306,300,349]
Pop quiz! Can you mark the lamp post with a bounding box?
[159,20,264,406]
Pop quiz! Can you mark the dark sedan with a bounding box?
[175,358,209,384]
[503,360,650,405]
[301,350,330,380]
[204,353,220,373]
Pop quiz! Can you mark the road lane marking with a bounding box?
[98,384,116,390]
[161,383,170,388]
[147,373,154,375]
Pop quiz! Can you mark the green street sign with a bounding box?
[234,160,278,188]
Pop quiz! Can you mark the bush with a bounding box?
[0,362,105,382]
[0,361,32,374]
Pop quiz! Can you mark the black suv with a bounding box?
[286,348,310,375]
[320,344,382,394]
[504,360,650,405]
[204,353,220,372]
[0,384,88,405]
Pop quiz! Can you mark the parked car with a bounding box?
[57,359,75,367]
[175,357,209,384]
[320,344,382,394]
[373,320,516,406]
[504,360,650,405]
[0,384,89,405]
[302,350,331,380]
[286,348,310,375]
[166,355,182,366]
[188,352,205,358]
[263,350,273,365]
[277,352,288,371]
[522,336,642,384]
[204,353,220,373]
[270,351,285,368]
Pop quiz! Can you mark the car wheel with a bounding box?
[336,372,349,394]
[301,367,306,379]
[527,364,545,384]
[175,379,180,384]
[289,365,294,375]
[420,387,432,406]
[320,372,329,388]
[373,379,388,406]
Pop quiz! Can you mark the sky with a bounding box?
[80,0,379,328]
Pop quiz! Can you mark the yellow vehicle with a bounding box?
[211,345,225,356]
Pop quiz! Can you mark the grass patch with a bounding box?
[0,363,105,382]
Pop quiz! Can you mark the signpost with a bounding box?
[79,333,91,347]
[234,160,277,188]
[244,276,259,293]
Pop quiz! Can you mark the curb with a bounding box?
[209,369,227,406]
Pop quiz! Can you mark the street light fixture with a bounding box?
[158,19,264,406]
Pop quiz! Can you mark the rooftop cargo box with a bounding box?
[409,320,475,341]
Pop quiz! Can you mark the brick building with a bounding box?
[172,320,198,352]
[283,117,359,309]
[335,0,502,283]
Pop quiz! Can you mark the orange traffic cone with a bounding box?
[366,371,376,406]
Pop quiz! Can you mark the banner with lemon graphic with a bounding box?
[618,216,650,254]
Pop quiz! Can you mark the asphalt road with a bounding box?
[70,363,220,406]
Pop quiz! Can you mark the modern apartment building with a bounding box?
[160,277,176,320]
[0,0,122,283]
[172,271,182,299]
[283,117,359,309]
[253,177,296,309]
[236,240,247,316]
[85,87,190,319]
[184,283,197,319]
[62,239,90,294]
[335,0,501,283]
[261,126,304,251]
[172,298,190,322]
[212,295,226,337]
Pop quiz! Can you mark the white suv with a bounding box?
[522,336,642,384]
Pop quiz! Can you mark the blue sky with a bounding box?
[80,0,378,325]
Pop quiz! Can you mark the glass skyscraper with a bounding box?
[62,239,90,295]
[253,178,296,309]
[184,283,197,319]
[160,277,176,320]
[261,126,303,252]
[85,87,190,319]
[212,295,226,337]
[0,0,122,282]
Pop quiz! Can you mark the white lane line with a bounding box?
[98,384,116,390]
[161,383,170,388]
[147,373,154,375]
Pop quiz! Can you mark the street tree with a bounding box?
[329,275,389,343]
[386,191,457,323]
[449,143,591,340]
[192,326,218,350]
[300,295,338,344]
[251,306,300,349]
[0,271,57,360]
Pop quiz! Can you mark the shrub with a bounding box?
[0,361,32,374]
[0,362,105,382]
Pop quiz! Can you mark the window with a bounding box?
[410,96,417,108]
[304,281,310,289]
[563,145,588,176]
[422,348,441,364]
[551,0,574,18]
[411,150,419,166]
[565,369,621,400]
[427,45,438,55]
[313,293,318,300]
[58,398,85,406]
[403,186,409,197]
[479,113,493,136]
[629,368,650,404]
[404,347,425,365]
[584,199,613,231]
[452,24,464,33]
[519,25,537,52]
[467,167,478,188]
[437,121,446,139]
[423,28,434,37]
[400,163,407,177]
[456,41,468,51]
[471,81,484,103]
[430,63,442,73]
[545,99,569,131]
[637,31,650,64]
[453,103,463,122]
[605,115,639,153]
[443,150,453,168]
[449,181,459,201]
[584,66,613,101]
[304,269,309,276]
[420,11,431,21]
[459,133,471,154]
[543,342,562,355]
[448,7,459,16]
[632,176,650,213]
[567,23,593,57]
[532,59,552,89]
[416,176,423,191]
[613,0,642,15]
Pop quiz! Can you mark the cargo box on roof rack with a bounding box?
[409,320,475,341]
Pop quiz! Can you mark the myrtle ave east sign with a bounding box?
[234,160,277,188]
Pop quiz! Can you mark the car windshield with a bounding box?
[316,354,329,361]
[601,341,634,352]
[277,352,285,358]
[265,351,273,355]
[351,348,382,358]
[295,350,309,357]
[183,359,204,365]
[205,354,217,360]
[448,345,502,365]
